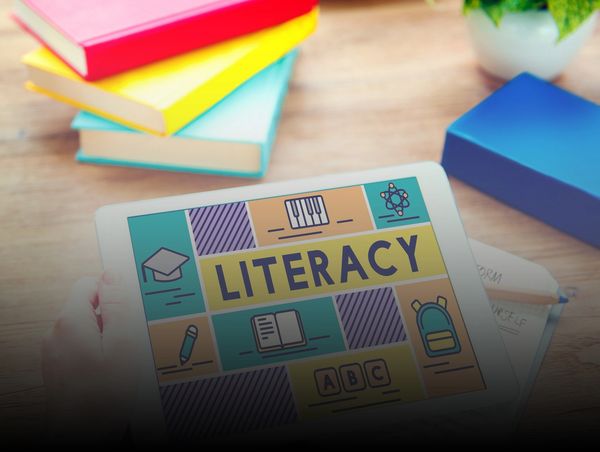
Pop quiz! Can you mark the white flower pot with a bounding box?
[466,9,598,80]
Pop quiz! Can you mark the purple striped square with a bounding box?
[188,202,256,256]
[159,367,297,440]
[335,287,406,350]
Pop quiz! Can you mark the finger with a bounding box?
[97,271,138,388]
[97,271,133,345]
[55,277,102,338]
[68,276,100,310]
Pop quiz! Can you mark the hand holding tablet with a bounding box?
[95,162,517,442]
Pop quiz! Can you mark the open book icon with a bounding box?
[251,310,307,353]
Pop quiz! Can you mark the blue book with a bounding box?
[442,73,600,248]
[72,50,298,178]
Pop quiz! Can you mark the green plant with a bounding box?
[463,0,600,39]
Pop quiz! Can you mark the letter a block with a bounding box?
[314,367,341,397]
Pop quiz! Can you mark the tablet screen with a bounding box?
[127,177,485,439]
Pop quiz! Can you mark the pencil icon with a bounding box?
[179,325,198,365]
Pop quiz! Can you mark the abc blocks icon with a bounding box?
[315,359,391,396]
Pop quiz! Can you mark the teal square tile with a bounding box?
[128,210,205,321]
[364,177,429,228]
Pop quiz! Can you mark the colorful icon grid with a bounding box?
[127,178,485,439]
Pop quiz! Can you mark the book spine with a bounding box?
[84,0,318,81]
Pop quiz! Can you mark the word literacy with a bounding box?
[200,226,446,310]
[214,234,419,302]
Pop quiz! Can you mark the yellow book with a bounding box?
[22,8,318,136]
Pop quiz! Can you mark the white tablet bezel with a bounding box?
[95,161,518,443]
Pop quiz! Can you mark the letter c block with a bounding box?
[364,359,391,388]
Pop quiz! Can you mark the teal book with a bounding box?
[72,50,298,178]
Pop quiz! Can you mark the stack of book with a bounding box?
[14,0,319,177]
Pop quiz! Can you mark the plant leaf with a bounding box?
[547,0,596,39]
[462,0,599,35]
[464,0,482,14]
[502,0,547,11]
[468,0,546,25]
[481,0,506,24]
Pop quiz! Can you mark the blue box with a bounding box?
[441,73,600,248]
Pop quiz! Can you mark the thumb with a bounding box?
[98,271,133,355]
[97,271,139,401]
[96,271,139,435]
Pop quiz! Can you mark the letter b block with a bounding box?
[339,363,366,392]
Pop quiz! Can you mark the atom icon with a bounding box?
[380,182,410,216]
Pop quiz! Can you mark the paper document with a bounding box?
[491,300,552,386]
[469,238,560,395]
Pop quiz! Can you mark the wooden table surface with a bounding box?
[1,0,599,441]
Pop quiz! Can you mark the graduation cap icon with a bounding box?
[142,247,190,283]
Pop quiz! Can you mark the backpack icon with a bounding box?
[411,296,461,358]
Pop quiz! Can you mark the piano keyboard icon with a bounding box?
[285,195,329,230]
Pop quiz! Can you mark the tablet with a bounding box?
[95,162,517,442]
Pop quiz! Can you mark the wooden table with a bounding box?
[1,0,599,441]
